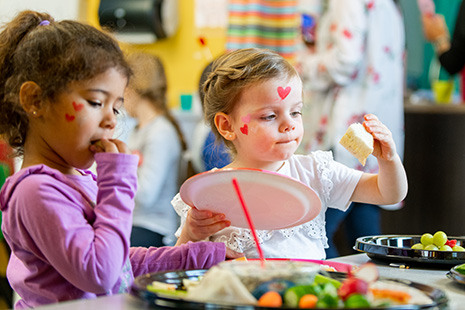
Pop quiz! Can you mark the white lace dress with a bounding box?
[172,151,362,260]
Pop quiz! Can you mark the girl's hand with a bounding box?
[225,248,245,260]
[362,114,397,162]
[90,138,131,154]
[177,207,231,244]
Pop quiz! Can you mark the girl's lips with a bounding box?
[277,139,296,144]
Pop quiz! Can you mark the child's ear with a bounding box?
[215,112,236,141]
[19,81,44,117]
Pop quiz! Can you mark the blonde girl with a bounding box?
[173,48,407,260]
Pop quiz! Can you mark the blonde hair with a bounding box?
[203,48,299,154]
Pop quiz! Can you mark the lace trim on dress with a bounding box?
[212,214,327,253]
[312,150,334,205]
[172,193,190,216]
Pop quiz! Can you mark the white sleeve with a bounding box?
[326,159,363,211]
[172,193,190,237]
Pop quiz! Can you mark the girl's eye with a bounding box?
[88,100,102,107]
[261,114,276,121]
[113,108,120,115]
[291,111,302,117]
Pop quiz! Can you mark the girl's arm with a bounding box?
[12,153,138,294]
[350,114,408,205]
[129,241,226,276]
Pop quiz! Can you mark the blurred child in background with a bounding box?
[124,52,185,247]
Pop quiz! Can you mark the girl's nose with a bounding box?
[280,120,296,133]
[101,109,117,130]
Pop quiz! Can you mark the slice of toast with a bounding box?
[339,123,374,166]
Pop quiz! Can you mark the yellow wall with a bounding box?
[86,0,227,108]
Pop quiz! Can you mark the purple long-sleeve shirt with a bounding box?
[0,153,225,309]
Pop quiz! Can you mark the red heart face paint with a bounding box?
[65,114,75,122]
[240,124,248,135]
[277,86,291,100]
[72,101,84,111]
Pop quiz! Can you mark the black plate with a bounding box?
[354,235,465,267]
[130,269,448,309]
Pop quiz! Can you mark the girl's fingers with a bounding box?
[363,114,378,121]
[190,207,226,222]
[187,220,231,241]
[90,139,130,154]
[110,139,131,154]
[225,248,245,260]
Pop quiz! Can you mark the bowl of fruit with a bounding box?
[354,231,465,267]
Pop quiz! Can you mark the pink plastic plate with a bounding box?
[180,168,322,230]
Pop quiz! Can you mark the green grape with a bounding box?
[424,244,438,251]
[433,231,448,247]
[439,245,452,251]
[453,245,465,252]
[420,233,434,246]
[411,243,424,250]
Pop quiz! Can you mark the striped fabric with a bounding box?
[226,0,300,61]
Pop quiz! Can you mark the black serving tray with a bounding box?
[130,268,448,309]
[355,235,465,267]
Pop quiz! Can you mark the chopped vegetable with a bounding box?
[338,277,368,301]
[146,286,188,298]
[298,294,318,308]
[369,288,411,304]
[257,291,283,307]
[148,281,176,291]
[252,280,295,299]
[283,285,319,307]
[344,293,370,308]
[455,263,465,275]
[313,273,341,289]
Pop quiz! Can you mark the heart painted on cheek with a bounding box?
[241,114,251,124]
[72,101,84,111]
[65,114,75,122]
[277,86,291,100]
[240,124,248,135]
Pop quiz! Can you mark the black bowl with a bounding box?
[355,235,465,267]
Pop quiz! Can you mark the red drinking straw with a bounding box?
[231,178,265,266]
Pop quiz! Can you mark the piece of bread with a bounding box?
[339,123,374,166]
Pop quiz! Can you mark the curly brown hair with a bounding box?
[202,48,299,155]
[0,10,132,156]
